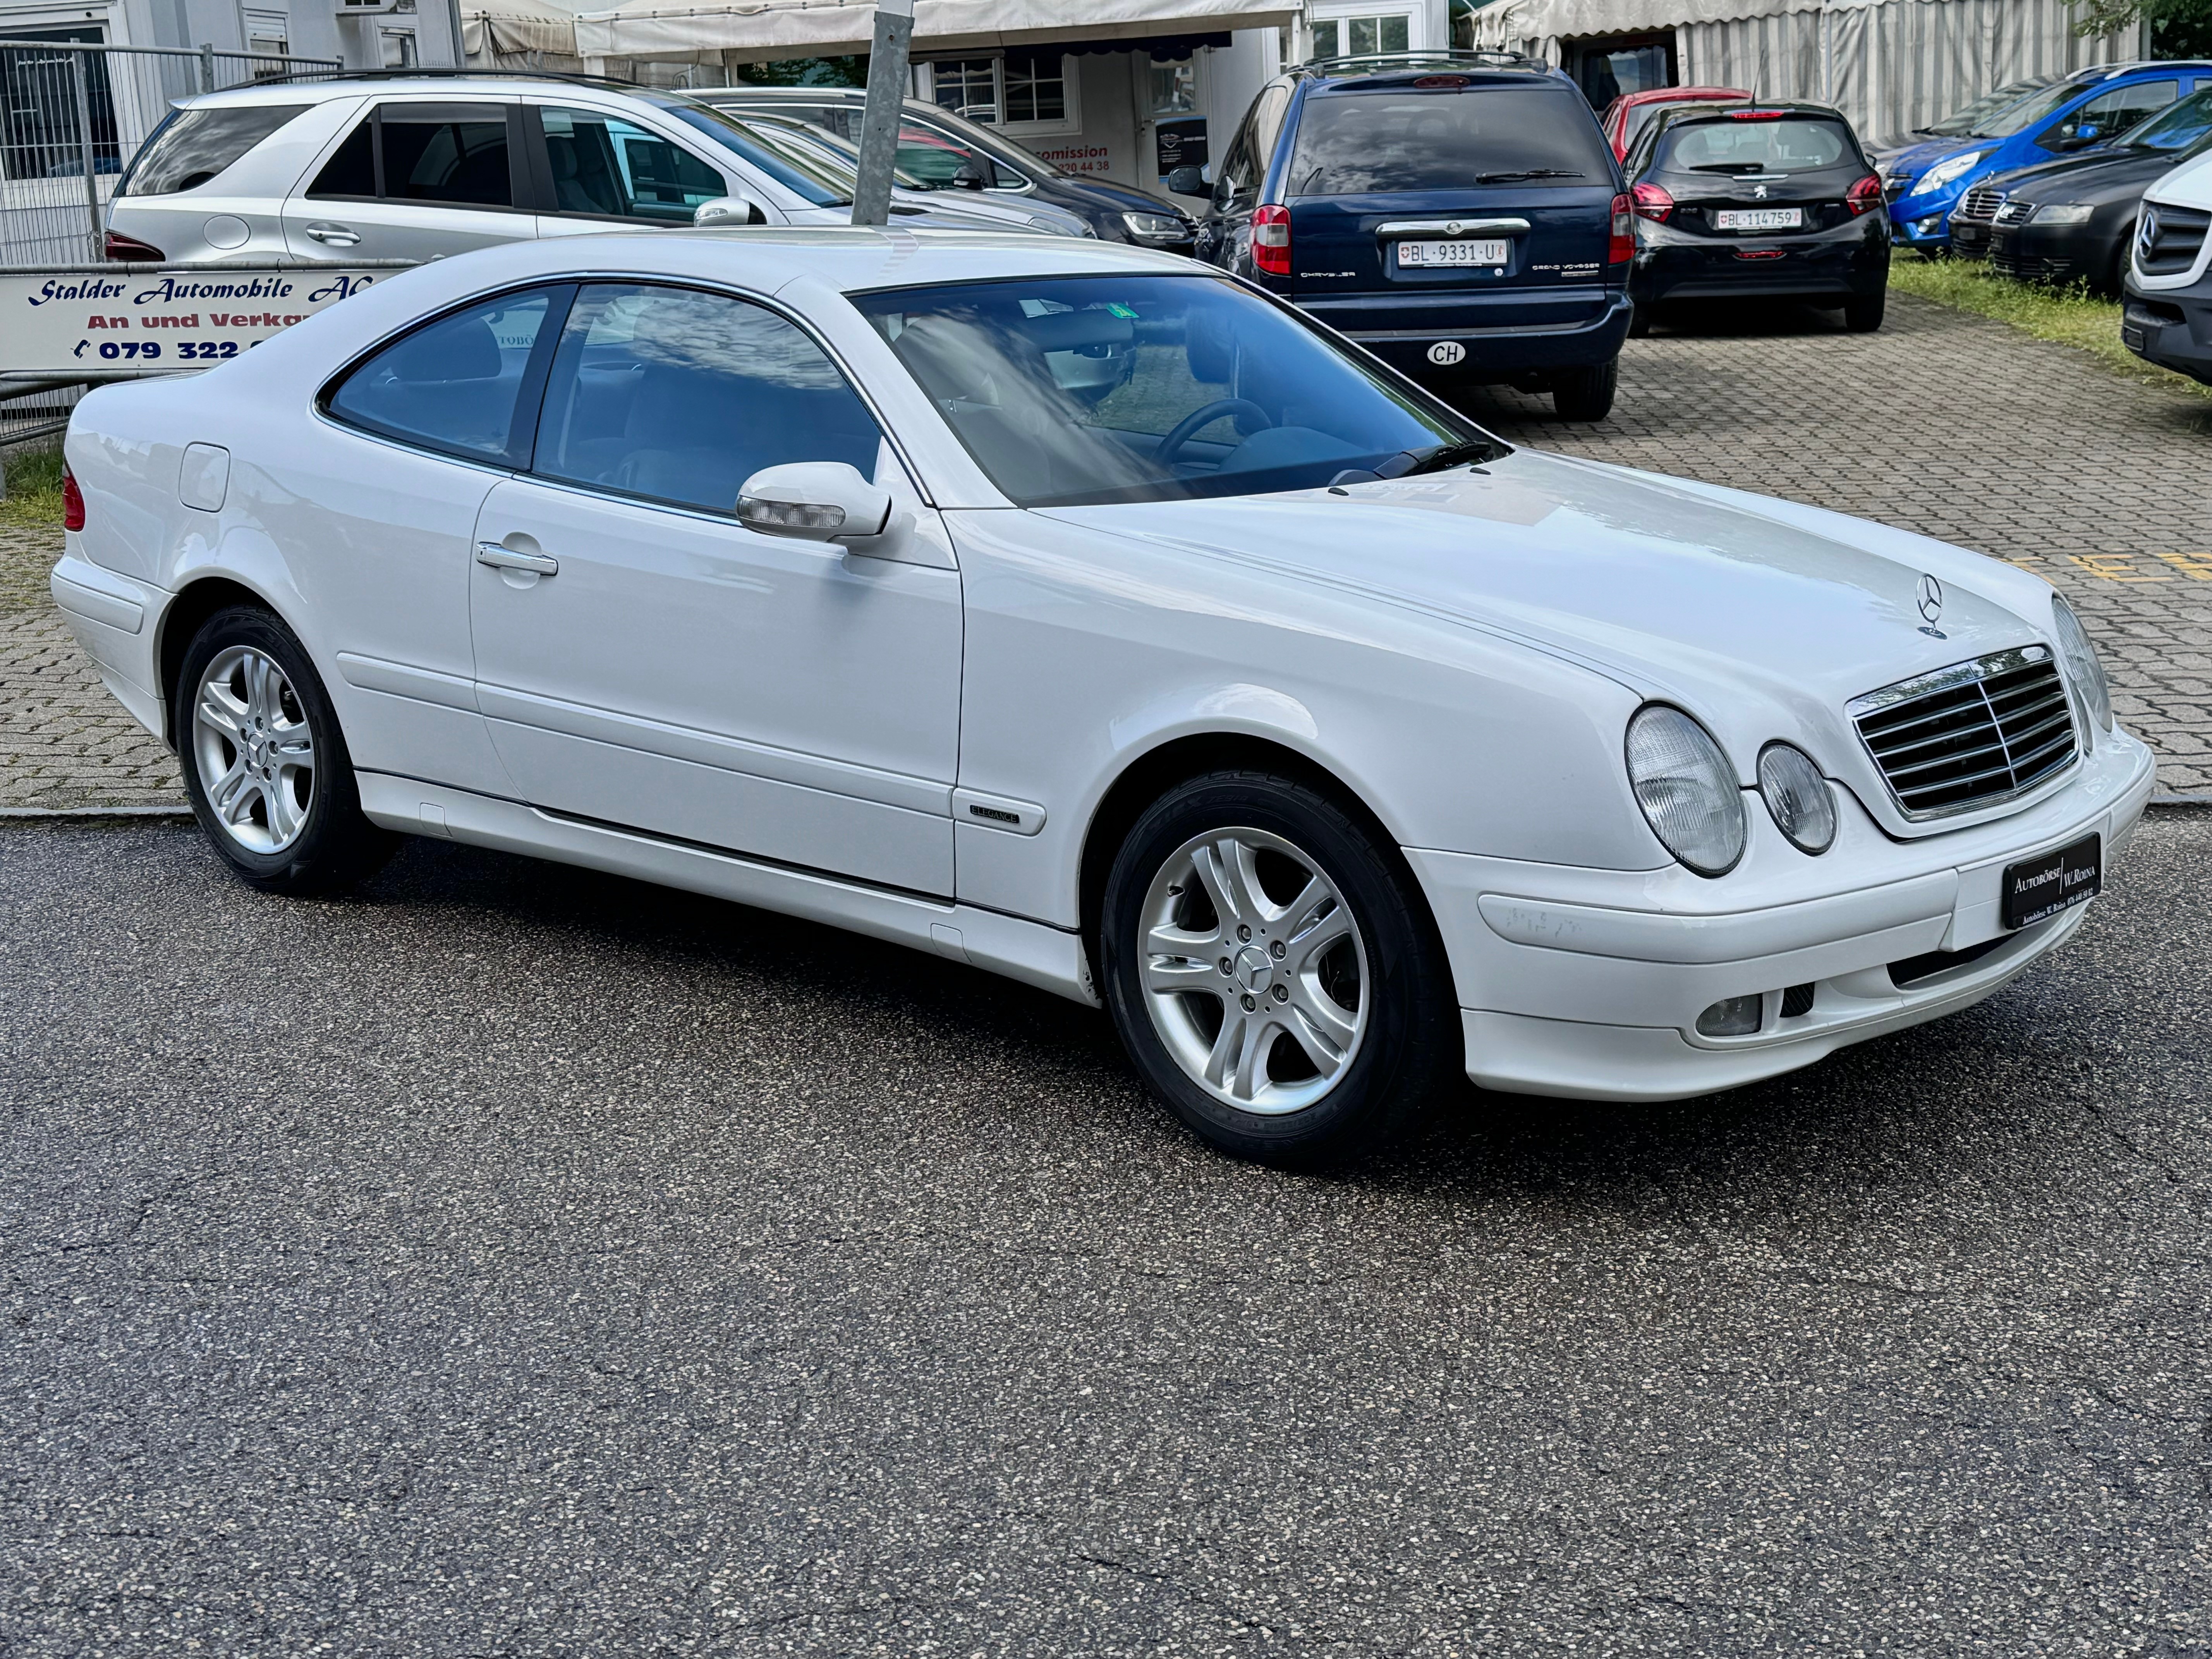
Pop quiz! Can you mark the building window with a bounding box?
[924,54,1077,133]
[1565,32,1677,108]
[380,28,419,67]
[1311,13,1410,59]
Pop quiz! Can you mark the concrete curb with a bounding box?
[2150,793,2212,808]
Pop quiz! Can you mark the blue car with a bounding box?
[1882,60,2212,250]
[1171,50,1632,419]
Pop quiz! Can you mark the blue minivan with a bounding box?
[1171,51,1632,419]
[1883,60,2212,251]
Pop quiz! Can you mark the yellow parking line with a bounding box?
[2153,552,2212,580]
[2068,554,2166,583]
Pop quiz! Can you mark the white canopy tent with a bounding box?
[572,0,1298,65]
[461,0,587,66]
[1468,0,2141,146]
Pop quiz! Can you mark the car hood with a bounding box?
[1992,146,2174,199]
[2146,147,2212,209]
[1040,447,2056,785]
[1885,136,1978,176]
[1051,174,1187,218]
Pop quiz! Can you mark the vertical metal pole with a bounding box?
[198,42,216,94]
[70,51,103,262]
[851,0,915,227]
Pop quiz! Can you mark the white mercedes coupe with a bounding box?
[51,230,2154,1162]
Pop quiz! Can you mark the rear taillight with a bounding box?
[1251,203,1291,276]
[1609,193,1636,263]
[1845,174,1883,216]
[1631,182,1674,223]
[1726,109,1788,121]
[103,230,164,262]
[62,465,85,532]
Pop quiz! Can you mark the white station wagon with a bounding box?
[51,230,2153,1161]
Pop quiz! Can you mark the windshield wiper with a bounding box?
[1374,440,1498,479]
[1474,168,1585,183]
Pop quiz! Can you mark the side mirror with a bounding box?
[953,158,991,191]
[737,461,893,542]
[1164,165,1209,199]
[694,192,768,228]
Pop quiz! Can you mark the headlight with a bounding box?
[1910,151,1985,195]
[2051,594,2113,734]
[2033,203,2096,225]
[1121,210,1188,241]
[1756,744,1836,855]
[1625,705,1747,877]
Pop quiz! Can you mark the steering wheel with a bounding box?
[1155,398,1272,466]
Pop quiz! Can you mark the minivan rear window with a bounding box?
[121,103,311,196]
[1656,117,1853,175]
[1285,85,1614,195]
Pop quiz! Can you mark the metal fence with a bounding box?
[0,38,340,265]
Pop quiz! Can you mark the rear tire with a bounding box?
[1551,356,1618,420]
[1099,769,1456,1166]
[1844,288,1887,333]
[174,605,394,896]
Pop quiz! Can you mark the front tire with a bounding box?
[1551,356,1618,420]
[1100,769,1455,1164]
[174,605,393,895]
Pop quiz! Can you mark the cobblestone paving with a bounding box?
[0,525,183,811]
[3,292,2208,809]
[1466,293,2212,795]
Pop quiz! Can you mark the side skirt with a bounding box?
[356,773,1100,1008]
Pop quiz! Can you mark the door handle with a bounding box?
[304,221,361,246]
[476,541,557,575]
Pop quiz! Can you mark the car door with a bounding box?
[299,282,570,797]
[518,102,752,238]
[283,98,534,261]
[467,281,964,896]
[2037,78,2181,156]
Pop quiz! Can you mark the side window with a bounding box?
[1249,84,1292,179]
[538,106,726,223]
[1212,113,1258,210]
[531,284,883,516]
[896,120,1022,188]
[2045,80,2178,149]
[306,102,516,206]
[325,287,564,464]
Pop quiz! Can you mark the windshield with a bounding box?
[854,275,1503,508]
[2126,86,2212,151]
[651,96,851,205]
[1286,84,1615,194]
[1923,76,2051,137]
[1657,115,1854,175]
[1970,77,2094,138]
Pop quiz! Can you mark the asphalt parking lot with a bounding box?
[6,809,2212,1656]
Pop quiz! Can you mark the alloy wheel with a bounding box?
[191,645,315,854]
[1136,826,1369,1115]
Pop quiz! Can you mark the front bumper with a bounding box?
[2123,267,2212,384]
[1410,726,2156,1101]
[1989,218,2114,287]
[1890,191,1963,247]
[1632,217,1888,306]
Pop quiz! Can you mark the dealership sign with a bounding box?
[1,263,410,378]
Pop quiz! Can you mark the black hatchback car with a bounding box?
[1951,87,2212,292]
[1623,101,1889,331]
[1173,51,1632,419]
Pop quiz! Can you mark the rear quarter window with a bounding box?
[1284,84,1614,195]
[121,103,313,196]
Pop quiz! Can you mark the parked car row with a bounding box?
[2123,143,2212,383]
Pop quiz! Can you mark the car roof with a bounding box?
[429,224,1188,294]
[168,72,653,109]
[1292,50,1561,87]
[1658,100,1852,124]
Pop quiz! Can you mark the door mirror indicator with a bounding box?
[694,192,768,227]
[737,462,893,542]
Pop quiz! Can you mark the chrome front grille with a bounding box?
[1847,646,2078,819]
[1956,185,2004,223]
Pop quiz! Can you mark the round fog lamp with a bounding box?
[1757,743,1836,854]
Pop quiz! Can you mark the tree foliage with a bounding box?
[2072,0,2212,36]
